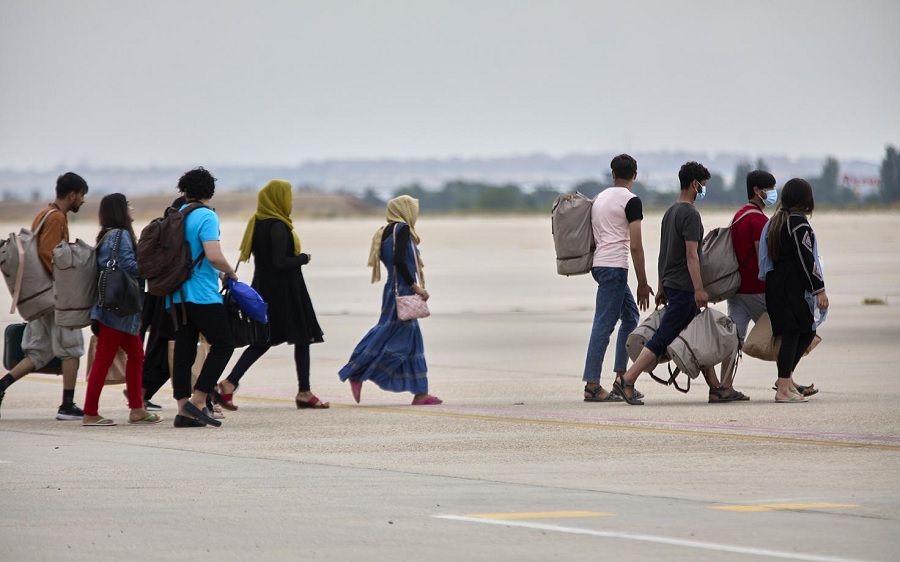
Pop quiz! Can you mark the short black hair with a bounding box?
[746,170,776,200]
[177,167,216,200]
[56,172,89,199]
[678,161,711,190]
[781,177,815,214]
[610,154,637,181]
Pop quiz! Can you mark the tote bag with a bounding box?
[743,312,822,361]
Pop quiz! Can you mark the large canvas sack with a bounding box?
[137,203,207,297]
[551,193,595,276]
[700,208,764,303]
[3,322,62,374]
[0,210,58,321]
[625,307,671,374]
[53,239,98,328]
[742,312,822,361]
[659,308,740,393]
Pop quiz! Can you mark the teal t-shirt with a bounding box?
[171,205,223,305]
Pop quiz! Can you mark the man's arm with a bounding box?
[202,240,238,280]
[685,240,708,308]
[628,220,653,310]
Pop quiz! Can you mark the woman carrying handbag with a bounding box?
[214,180,327,410]
[82,194,161,426]
[339,195,441,405]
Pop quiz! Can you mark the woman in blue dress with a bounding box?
[339,195,442,405]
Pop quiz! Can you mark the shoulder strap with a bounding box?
[730,207,764,227]
[33,208,58,235]
[9,235,25,315]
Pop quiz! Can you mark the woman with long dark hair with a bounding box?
[765,178,828,403]
[82,193,161,426]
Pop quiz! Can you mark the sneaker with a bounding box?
[143,400,162,412]
[56,403,84,421]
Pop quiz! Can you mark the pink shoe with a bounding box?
[350,381,362,404]
[412,395,443,405]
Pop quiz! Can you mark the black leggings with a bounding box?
[777,330,816,379]
[226,343,311,392]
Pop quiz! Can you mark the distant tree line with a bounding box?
[366,145,899,213]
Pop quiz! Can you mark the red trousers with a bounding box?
[83,324,145,417]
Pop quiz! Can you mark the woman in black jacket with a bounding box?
[214,180,326,409]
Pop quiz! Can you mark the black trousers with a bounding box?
[776,330,816,379]
[226,343,311,392]
[172,302,235,400]
[142,337,170,400]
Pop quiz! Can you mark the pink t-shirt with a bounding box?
[591,187,643,269]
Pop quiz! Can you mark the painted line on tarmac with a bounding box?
[434,515,877,562]
[713,502,859,513]
[466,511,610,519]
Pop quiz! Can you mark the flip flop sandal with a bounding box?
[295,395,330,409]
[83,417,116,426]
[709,388,749,403]
[412,395,443,405]
[775,394,809,403]
[128,413,163,425]
[584,386,623,402]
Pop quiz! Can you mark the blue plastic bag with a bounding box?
[226,278,268,324]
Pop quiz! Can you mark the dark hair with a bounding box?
[177,167,216,201]
[678,161,711,190]
[746,170,776,200]
[56,172,89,199]
[96,193,136,245]
[610,154,637,181]
[766,177,815,262]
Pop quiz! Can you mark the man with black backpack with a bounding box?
[0,173,89,420]
[162,167,238,428]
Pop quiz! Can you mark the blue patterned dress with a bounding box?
[338,223,428,394]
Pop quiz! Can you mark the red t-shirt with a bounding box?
[730,203,767,294]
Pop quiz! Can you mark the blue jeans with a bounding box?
[582,267,639,384]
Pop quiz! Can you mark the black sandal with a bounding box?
[613,374,644,406]
[583,385,623,402]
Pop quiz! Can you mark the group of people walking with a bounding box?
[0,156,828,426]
[583,156,827,405]
[0,168,437,427]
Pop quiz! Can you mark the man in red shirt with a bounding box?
[727,170,776,343]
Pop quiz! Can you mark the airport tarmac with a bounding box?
[1,213,898,561]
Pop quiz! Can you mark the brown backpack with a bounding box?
[136,203,207,298]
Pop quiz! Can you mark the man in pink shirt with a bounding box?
[582,154,653,402]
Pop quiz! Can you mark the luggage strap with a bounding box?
[9,209,56,315]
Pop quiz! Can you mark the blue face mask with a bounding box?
[763,188,778,206]
[696,183,707,201]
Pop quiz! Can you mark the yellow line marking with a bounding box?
[713,502,859,513]
[17,378,900,451]
[466,511,611,519]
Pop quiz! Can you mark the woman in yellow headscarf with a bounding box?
[339,195,442,405]
[213,180,328,410]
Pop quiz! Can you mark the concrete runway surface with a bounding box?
[1,213,898,561]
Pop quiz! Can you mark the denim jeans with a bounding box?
[582,267,639,384]
[645,287,697,357]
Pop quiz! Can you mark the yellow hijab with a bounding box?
[368,195,424,285]
[238,179,301,263]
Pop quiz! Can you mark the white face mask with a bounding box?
[763,188,778,206]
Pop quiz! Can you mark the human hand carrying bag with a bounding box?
[392,226,430,322]
[222,284,270,348]
[98,230,142,317]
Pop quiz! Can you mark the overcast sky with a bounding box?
[1,0,898,170]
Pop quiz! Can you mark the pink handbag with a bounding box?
[392,225,430,322]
